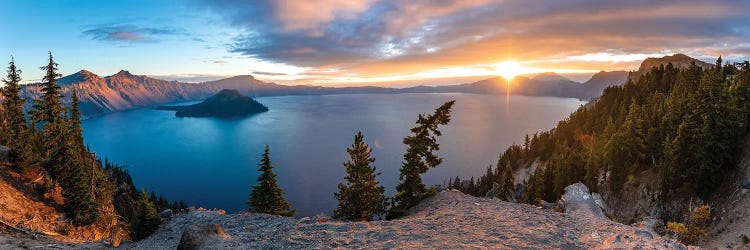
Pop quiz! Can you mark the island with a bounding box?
[156,89,269,118]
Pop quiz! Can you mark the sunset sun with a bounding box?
[495,61,522,80]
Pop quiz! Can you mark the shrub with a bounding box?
[667,204,710,245]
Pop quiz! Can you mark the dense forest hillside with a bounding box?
[451,56,750,245]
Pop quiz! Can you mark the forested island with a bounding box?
[156,89,269,118]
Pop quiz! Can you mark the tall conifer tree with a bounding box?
[334,131,386,221]
[0,57,36,170]
[1,58,25,147]
[500,161,515,201]
[34,53,99,225]
[130,190,161,240]
[248,145,295,216]
[393,100,455,211]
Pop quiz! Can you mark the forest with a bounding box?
[450,57,750,222]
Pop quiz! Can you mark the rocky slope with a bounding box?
[703,138,750,249]
[122,188,685,249]
[0,163,127,248]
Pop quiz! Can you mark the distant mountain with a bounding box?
[400,72,627,100]
[627,53,713,82]
[17,54,717,117]
[157,89,269,118]
[15,70,621,117]
[532,72,570,82]
[21,70,210,116]
[578,71,629,100]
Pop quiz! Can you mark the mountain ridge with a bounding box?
[12,54,713,117]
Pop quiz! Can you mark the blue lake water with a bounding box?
[81,93,585,216]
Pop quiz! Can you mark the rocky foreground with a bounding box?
[121,187,686,249]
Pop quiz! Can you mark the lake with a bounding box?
[81,93,585,216]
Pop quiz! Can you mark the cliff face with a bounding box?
[628,54,714,82]
[21,70,212,116]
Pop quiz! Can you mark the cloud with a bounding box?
[196,0,750,82]
[252,71,289,76]
[211,60,229,64]
[83,25,183,42]
[274,0,375,32]
[149,74,228,83]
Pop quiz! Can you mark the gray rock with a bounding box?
[0,145,9,162]
[539,201,556,210]
[559,183,608,219]
[639,216,663,235]
[177,224,230,250]
[591,192,608,214]
[160,209,173,219]
[742,179,750,189]
[635,230,653,240]
[485,182,500,198]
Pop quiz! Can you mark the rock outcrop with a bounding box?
[160,209,173,219]
[557,183,608,219]
[177,224,230,250]
[0,145,9,162]
[126,190,685,249]
[628,54,713,82]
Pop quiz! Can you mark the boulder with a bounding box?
[159,209,173,219]
[0,145,9,162]
[539,201,556,210]
[638,216,664,235]
[558,183,607,219]
[742,179,750,189]
[177,224,230,250]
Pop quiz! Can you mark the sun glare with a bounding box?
[495,61,522,80]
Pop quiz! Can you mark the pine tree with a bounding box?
[605,100,647,192]
[248,145,295,216]
[688,64,740,198]
[62,150,100,226]
[334,132,386,221]
[0,57,35,170]
[500,161,515,201]
[394,100,455,211]
[69,90,85,158]
[1,57,24,146]
[33,53,99,226]
[130,190,161,240]
[526,170,542,205]
[731,61,750,132]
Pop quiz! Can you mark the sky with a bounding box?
[1,0,749,87]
